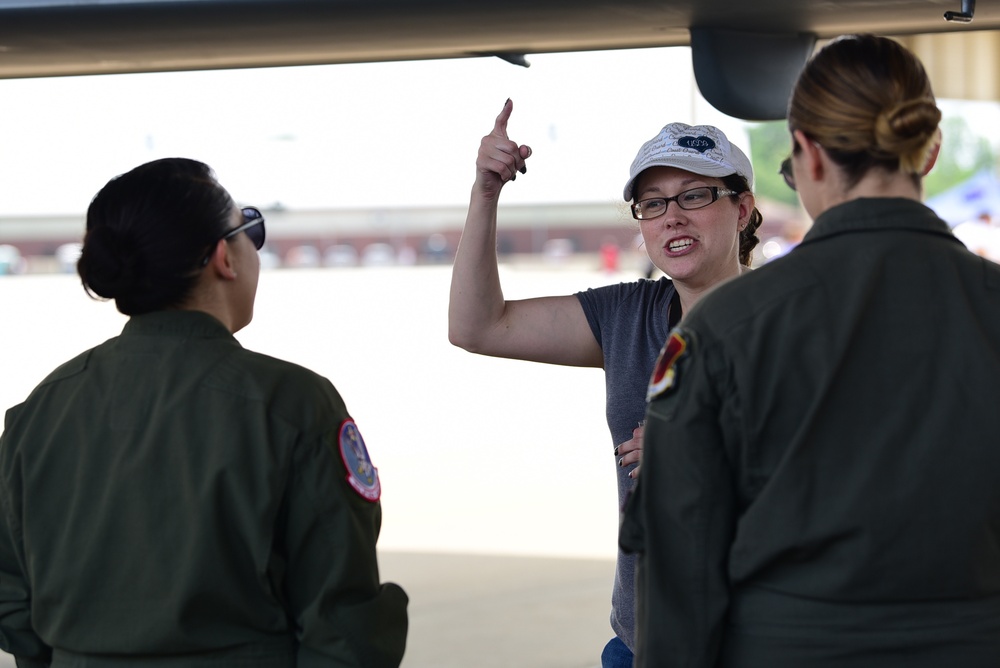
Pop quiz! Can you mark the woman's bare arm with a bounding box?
[448,100,603,368]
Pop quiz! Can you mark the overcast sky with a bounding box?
[0,46,997,217]
[0,47,750,216]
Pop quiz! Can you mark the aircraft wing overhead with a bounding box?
[0,0,996,118]
[0,0,997,79]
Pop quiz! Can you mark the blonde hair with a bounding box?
[788,34,941,188]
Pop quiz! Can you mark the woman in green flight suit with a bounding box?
[624,34,1000,668]
[0,158,407,667]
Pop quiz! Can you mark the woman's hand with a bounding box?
[616,423,644,479]
[475,99,532,199]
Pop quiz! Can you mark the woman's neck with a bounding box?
[820,170,922,212]
[673,262,746,315]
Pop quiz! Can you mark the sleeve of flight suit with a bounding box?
[0,411,53,668]
[620,327,739,668]
[281,408,408,668]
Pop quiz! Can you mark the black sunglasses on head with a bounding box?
[201,207,266,267]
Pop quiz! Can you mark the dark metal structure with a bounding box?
[0,0,996,119]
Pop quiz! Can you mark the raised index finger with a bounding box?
[492,98,513,140]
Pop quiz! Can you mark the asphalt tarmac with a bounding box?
[381,550,614,668]
[0,550,616,668]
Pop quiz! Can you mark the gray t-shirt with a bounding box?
[576,276,679,652]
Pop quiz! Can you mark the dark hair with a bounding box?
[77,158,234,316]
[788,34,941,190]
[720,173,762,267]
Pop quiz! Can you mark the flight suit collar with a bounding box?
[800,197,960,248]
[121,309,237,341]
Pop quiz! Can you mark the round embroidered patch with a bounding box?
[647,329,688,402]
[338,419,381,502]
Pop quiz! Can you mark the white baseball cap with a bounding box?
[622,122,754,201]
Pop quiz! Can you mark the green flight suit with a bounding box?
[622,198,1000,667]
[0,310,407,667]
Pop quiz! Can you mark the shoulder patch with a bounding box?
[647,329,690,402]
[338,419,381,502]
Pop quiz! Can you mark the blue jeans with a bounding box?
[601,636,634,668]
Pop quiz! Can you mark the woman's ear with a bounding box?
[206,240,238,280]
[737,191,755,229]
[793,129,825,185]
[921,130,942,176]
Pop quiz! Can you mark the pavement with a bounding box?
[0,550,615,668]
[380,551,614,668]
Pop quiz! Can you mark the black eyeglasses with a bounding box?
[779,157,796,191]
[201,207,266,267]
[630,186,738,221]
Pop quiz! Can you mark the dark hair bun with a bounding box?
[78,225,142,300]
